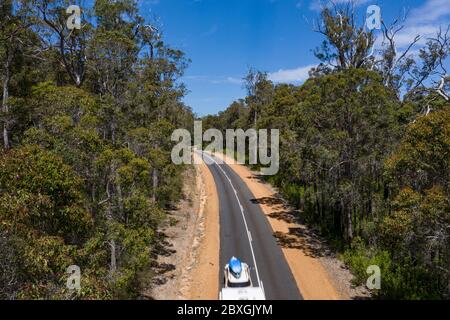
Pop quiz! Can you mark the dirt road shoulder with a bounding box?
[145,155,219,300]
[187,153,220,299]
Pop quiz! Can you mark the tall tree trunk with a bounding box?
[152,168,158,202]
[107,204,117,275]
[116,181,124,218]
[111,122,116,145]
[2,58,11,150]
[106,180,117,275]
[347,207,353,241]
[109,238,117,275]
[152,141,159,202]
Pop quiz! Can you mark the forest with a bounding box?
[0,0,194,299]
[1,0,449,300]
[203,6,450,299]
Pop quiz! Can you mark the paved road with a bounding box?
[200,152,302,300]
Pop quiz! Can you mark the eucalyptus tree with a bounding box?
[243,68,273,128]
[33,0,92,87]
[0,0,36,149]
[312,5,376,74]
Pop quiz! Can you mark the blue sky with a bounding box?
[137,0,450,116]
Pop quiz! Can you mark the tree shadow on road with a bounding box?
[273,228,331,258]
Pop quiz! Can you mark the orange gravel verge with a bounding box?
[188,153,220,300]
[212,152,347,300]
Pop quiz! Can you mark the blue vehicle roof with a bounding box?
[229,257,242,275]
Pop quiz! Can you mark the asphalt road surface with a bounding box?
[200,151,302,300]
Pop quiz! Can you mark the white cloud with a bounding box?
[186,66,317,86]
[226,77,244,85]
[185,75,243,85]
[389,0,450,50]
[408,0,450,24]
[210,77,243,85]
[184,75,209,81]
[269,64,316,83]
[394,25,440,48]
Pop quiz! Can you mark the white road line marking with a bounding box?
[200,151,262,286]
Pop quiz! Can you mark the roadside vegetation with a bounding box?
[203,5,450,299]
[0,0,193,299]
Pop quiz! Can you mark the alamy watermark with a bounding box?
[366,5,381,31]
[66,5,81,30]
[366,265,381,290]
[66,265,81,291]
[171,121,280,176]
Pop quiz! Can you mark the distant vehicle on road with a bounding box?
[219,257,266,300]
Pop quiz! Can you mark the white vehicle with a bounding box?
[219,257,266,300]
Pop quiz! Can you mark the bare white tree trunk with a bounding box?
[105,180,117,275]
[109,239,117,275]
[436,76,449,101]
